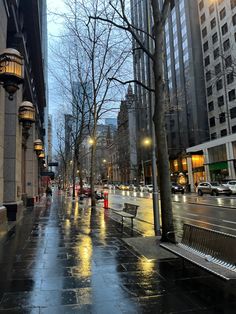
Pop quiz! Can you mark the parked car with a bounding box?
[223,181,236,194]
[197,182,232,196]
[143,184,153,192]
[171,182,184,194]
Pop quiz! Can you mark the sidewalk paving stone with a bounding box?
[0,193,235,313]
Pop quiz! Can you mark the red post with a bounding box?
[104,191,109,209]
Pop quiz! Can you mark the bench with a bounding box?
[112,203,139,229]
[160,223,236,281]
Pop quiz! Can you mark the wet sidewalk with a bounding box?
[0,193,235,313]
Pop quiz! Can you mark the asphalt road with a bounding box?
[106,189,236,238]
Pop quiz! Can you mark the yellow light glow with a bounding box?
[142,137,152,146]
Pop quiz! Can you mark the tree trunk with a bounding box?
[152,18,175,242]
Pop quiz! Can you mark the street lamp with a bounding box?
[0,48,24,100]
[141,137,152,185]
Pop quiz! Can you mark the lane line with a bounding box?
[175,215,236,232]
[222,220,236,225]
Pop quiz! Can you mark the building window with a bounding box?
[233,13,236,25]
[207,86,213,96]
[212,32,218,44]
[211,133,217,139]
[199,0,204,10]
[227,72,234,84]
[211,18,216,29]
[209,4,214,14]
[205,55,210,66]
[213,47,220,59]
[221,23,228,35]
[231,0,236,10]
[202,27,207,38]
[208,101,214,111]
[218,95,224,106]
[232,125,236,133]
[203,41,209,52]
[219,112,226,123]
[216,79,223,90]
[201,13,206,24]
[215,63,221,75]
[210,117,216,127]
[223,38,230,51]
[229,89,236,101]
[206,70,211,81]
[225,55,232,67]
[230,107,236,118]
[220,7,226,20]
[221,129,227,136]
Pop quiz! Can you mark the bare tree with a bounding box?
[50,0,131,207]
[90,0,175,240]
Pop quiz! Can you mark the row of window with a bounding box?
[209,107,236,128]
[211,125,236,139]
[199,0,236,12]
[202,22,228,39]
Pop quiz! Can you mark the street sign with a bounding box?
[41,171,55,179]
[48,162,58,167]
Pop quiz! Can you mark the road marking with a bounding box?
[222,220,236,225]
[175,215,236,232]
[186,213,198,217]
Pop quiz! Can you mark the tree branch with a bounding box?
[108,77,155,92]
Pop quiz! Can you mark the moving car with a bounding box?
[223,181,236,194]
[197,182,231,196]
[171,182,184,194]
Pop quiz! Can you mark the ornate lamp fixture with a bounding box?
[34,139,43,155]
[38,149,45,159]
[0,48,24,100]
[19,101,35,139]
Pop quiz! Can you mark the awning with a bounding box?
[209,161,228,171]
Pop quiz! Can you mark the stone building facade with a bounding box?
[0,0,47,229]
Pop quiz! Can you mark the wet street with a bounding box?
[0,193,235,313]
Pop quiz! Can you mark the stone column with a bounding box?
[203,148,211,181]
[187,155,194,192]
[0,0,8,230]
[226,142,236,179]
[25,126,38,206]
[3,91,24,221]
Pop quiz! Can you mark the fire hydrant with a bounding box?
[103,191,109,209]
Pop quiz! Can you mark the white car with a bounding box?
[223,181,236,194]
[143,184,153,192]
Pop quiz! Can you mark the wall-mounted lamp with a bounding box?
[0,48,24,100]
[38,150,45,159]
[19,101,35,139]
[34,139,43,155]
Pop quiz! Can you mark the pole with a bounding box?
[141,159,145,185]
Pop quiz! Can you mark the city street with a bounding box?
[107,190,236,238]
[0,191,235,313]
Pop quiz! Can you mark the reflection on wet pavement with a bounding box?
[0,193,235,313]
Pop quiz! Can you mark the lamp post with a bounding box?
[142,136,161,235]
[0,48,24,100]
[34,139,43,155]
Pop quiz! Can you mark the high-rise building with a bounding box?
[198,0,236,138]
[131,0,209,181]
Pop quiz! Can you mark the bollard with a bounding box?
[103,191,109,209]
